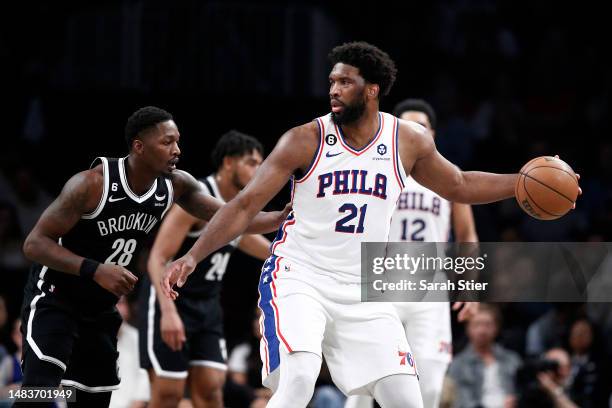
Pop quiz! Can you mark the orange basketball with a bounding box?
[515,156,579,220]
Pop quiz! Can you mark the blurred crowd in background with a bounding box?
[1,1,611,407]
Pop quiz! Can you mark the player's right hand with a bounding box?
[93,264,138,297]
[161,253,197,300]
[160,309,186,351]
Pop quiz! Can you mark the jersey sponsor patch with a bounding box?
[325,134,337,145]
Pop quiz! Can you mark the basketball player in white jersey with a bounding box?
[160,42,574,408]
[344,99,480,408]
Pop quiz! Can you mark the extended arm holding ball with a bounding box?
[400,121,517,204]
[397,121,581,215]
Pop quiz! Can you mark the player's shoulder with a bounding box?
[56,165,105,211]
[271,120,321,161]
[70,164,104,193]
[167,169,196,188]
[397,118,430,141]
[282,120,320,145]
[166,169,200,199]
[396,118,434,153]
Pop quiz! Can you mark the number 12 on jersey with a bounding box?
[400,218,426,241]
[335,203,368,233]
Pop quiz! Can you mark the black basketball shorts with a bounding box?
[139,284,227,379]
[21,278,122,392]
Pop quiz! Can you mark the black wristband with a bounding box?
[80,258,100,279]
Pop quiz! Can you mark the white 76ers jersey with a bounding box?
[271,112,407,283]
[388,176,452,242]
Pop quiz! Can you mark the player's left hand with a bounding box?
[272,203,293,230]
[271,203,292,226]
[452,301,479,322]
[280,202,292,218]
[247,203,293,234]
[161,253,197,300]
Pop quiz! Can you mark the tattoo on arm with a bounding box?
[23,171,99,275]
[173,170,222,221]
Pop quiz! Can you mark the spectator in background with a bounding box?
[526,303,584,357]
[0,319,23,406]
[517,348,578,408]
[586,302,612,372]
[448,304,521,408]
[566,318,608,408]
[109,296,149,408]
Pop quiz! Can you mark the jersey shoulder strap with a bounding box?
[82,157,112,220]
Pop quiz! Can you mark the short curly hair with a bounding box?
[210,130,264,171]
[393,99,437,130]
[125,106,173,149]
[328,41,397,97]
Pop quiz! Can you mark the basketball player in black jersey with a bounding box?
[18,107,288,407]
[140,130,271,408]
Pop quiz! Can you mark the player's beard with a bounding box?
[331,96,366,125]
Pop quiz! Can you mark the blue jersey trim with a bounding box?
[294,118,323,183]
[258,256,281,374]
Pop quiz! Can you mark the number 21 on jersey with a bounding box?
[335,203,368,233]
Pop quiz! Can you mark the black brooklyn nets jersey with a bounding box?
[29,157,173,311]
[176,175,239,299]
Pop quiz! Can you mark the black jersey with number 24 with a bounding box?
[174,175,240,299]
